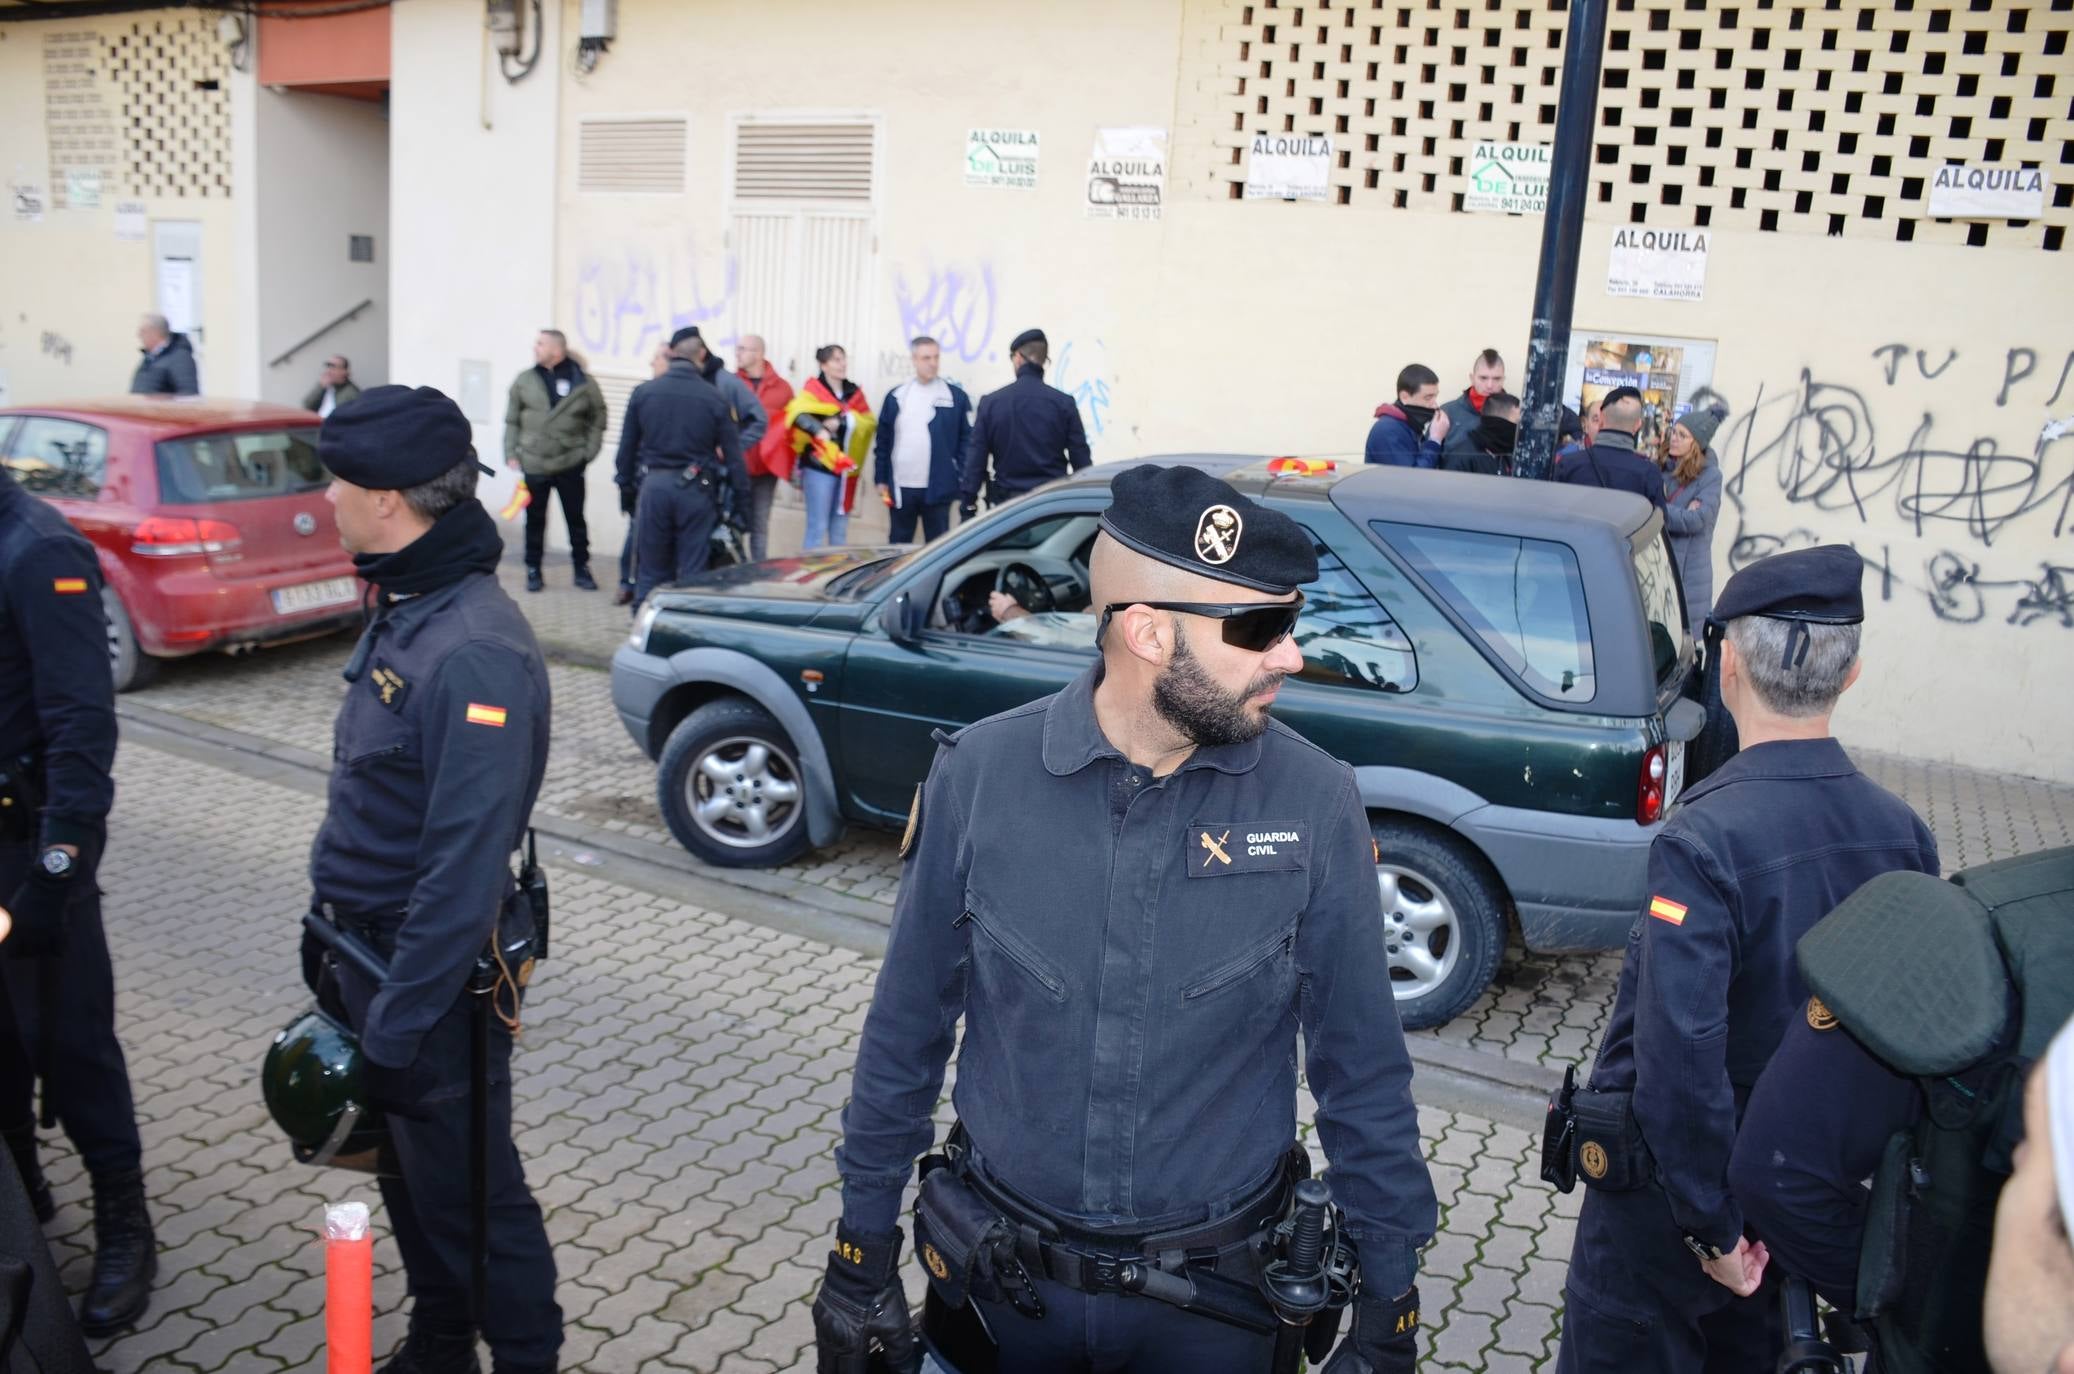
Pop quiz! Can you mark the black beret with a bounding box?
[318,385,481,490]
[668,326,700,349]
[1100,465,1318,595]
[1009,328,1047,354]
[1712,544,1865,625]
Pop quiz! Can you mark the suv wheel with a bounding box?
[102,586,159,693]
[657,698,811,868]
[1369,818,1507,1031]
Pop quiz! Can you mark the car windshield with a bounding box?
[156,428,326,504]
[1632,525,1688,685]
[826,552,921,598]
[1376,521,1597,702]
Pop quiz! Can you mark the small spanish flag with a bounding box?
[1267,457,1335,477]
[52,577,88,595]
[1648,895,1689,926]
[464,703,508,728]
[498,485,532,521]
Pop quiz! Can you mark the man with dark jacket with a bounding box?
[504,329,608,593]
[301,356,362,419]
[874,336,972,544]
[958,328,1089,520]
[1552,388,1667,510]
[1437,349,1506,466]
[1442,390,1520,476]
[128,314,197,397]
[615,336,744,606]
[1364,363,1450,467]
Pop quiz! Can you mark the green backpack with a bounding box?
[1796,846,2074,1374]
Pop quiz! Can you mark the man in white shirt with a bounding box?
[301,356,361,419]
[873,336,973,544]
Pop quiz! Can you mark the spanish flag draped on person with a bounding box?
[782,348,877,517]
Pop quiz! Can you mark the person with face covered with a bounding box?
[1440,390,1520,477]
[1364,363,1448,468]
[813,464,1436,1374]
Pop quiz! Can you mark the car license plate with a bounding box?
[1662,738,1686,811]
[271,576,358,616]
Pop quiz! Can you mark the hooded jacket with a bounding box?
[130,334,198,396]
[1363,403,1441,468]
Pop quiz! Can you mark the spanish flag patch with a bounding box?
[464,703,508,728]
[52,577,87,595]
[1648,895,1689,926]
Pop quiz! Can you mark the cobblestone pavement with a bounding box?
[61,735,1581,1372]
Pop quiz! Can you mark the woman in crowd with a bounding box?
[1661,402,1727,635]
[783,344,875,550]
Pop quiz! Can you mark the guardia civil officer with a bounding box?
[1727,848,2074,1372]
[613,331,745,606]
[1553,545,1939,1372]
[814,465,1436,1373]
[306,387,559,1374]
[0,459,156,1335]
[956,327,1091,521]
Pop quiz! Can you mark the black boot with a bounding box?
[571,565,598,591]
[79,1168,155,1336]
[379,1319,480,1374]
[3,1125,54,1225]
[524,566,544,593]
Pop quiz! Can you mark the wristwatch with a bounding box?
[1682,1235,1726,1262]
[37,847,75,881]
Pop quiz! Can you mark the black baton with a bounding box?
[1776,1275,1848,1374]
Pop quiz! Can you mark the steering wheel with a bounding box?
[995,562,1057,615]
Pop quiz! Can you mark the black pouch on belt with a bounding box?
[914,1156,1012,1307]
[1541,1065,1580,1193]
[1570,1088,1654,1193]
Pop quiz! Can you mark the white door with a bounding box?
[153,219,204,385]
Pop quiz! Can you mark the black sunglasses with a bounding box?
[1096,593,1305,652]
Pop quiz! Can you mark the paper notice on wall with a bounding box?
[966,128,1039,189]
[1243,134,1333,202]
[1927,164,2050,219]
[114,199,146,240]
[155,258,197,333]
[65,169,101,209]
[1085,127,1165,221]
[1606,228,1709,301]
[1463,141,1550,214]
[11,181,46,223]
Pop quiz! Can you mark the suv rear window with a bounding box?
[1375,521,1596,702]
[1632,528,1687,684]
[156,428,325,504]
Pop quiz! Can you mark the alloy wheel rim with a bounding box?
[1377,862,1461,1000]
[686,734,804,849]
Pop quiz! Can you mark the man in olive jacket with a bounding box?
[504,328,608,592]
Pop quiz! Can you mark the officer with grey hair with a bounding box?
[1551,544,1940,1372]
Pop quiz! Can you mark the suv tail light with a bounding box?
[132,516,244,562]
[1636,743,1668,825]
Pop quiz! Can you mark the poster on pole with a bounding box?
[1085,127,1165,221]
[1605,227,1708,301]
[965,128,1039,189]
[1926,164,2049,219]
[1243,134,1332,202]
[1564,332,1719,447]
[1463,141,1549,214]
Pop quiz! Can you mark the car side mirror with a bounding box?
[886,591,924,647]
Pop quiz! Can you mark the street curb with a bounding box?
[115,697,1574,1116]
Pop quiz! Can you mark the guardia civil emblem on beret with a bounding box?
[1194,505,1242,565]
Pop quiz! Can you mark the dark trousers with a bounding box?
[0,845,142,1177]
[886,490,951,545]
[337,959,561,1366]
[970,1273,1276,1374]
[633,468,719,606]
[522,468,588,571]
[1556,1184,1781,1374]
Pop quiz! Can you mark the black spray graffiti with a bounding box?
[39,331,73,366]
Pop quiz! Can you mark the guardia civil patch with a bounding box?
[899,786,922,860]
[1806,996,1838,1031]
[368,663,408,711]
[1184,821,1307,877]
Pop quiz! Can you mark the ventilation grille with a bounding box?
[110,17,230,199]
[591,370,642,463]
[577,118,688,194]
[1187,0,2073,252]
[732,123,875,203]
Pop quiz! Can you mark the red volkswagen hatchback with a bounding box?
[0,398,360,690]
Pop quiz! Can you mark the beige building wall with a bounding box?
[0,16,247,403]
[515,0,2072,778]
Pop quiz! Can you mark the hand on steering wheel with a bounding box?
[994,562,1057,617]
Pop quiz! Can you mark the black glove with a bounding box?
[1322,1284,1421,1374]
[301,923,326,994]
[361,1056,440,1122]
[958,502,978,523]
[619,484,639,516]
[4,859,78,959]
[812,1223,919,1374]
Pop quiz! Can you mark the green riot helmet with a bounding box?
[261,1008,386,1172]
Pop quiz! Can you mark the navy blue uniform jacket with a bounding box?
[959,364,1090,504]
